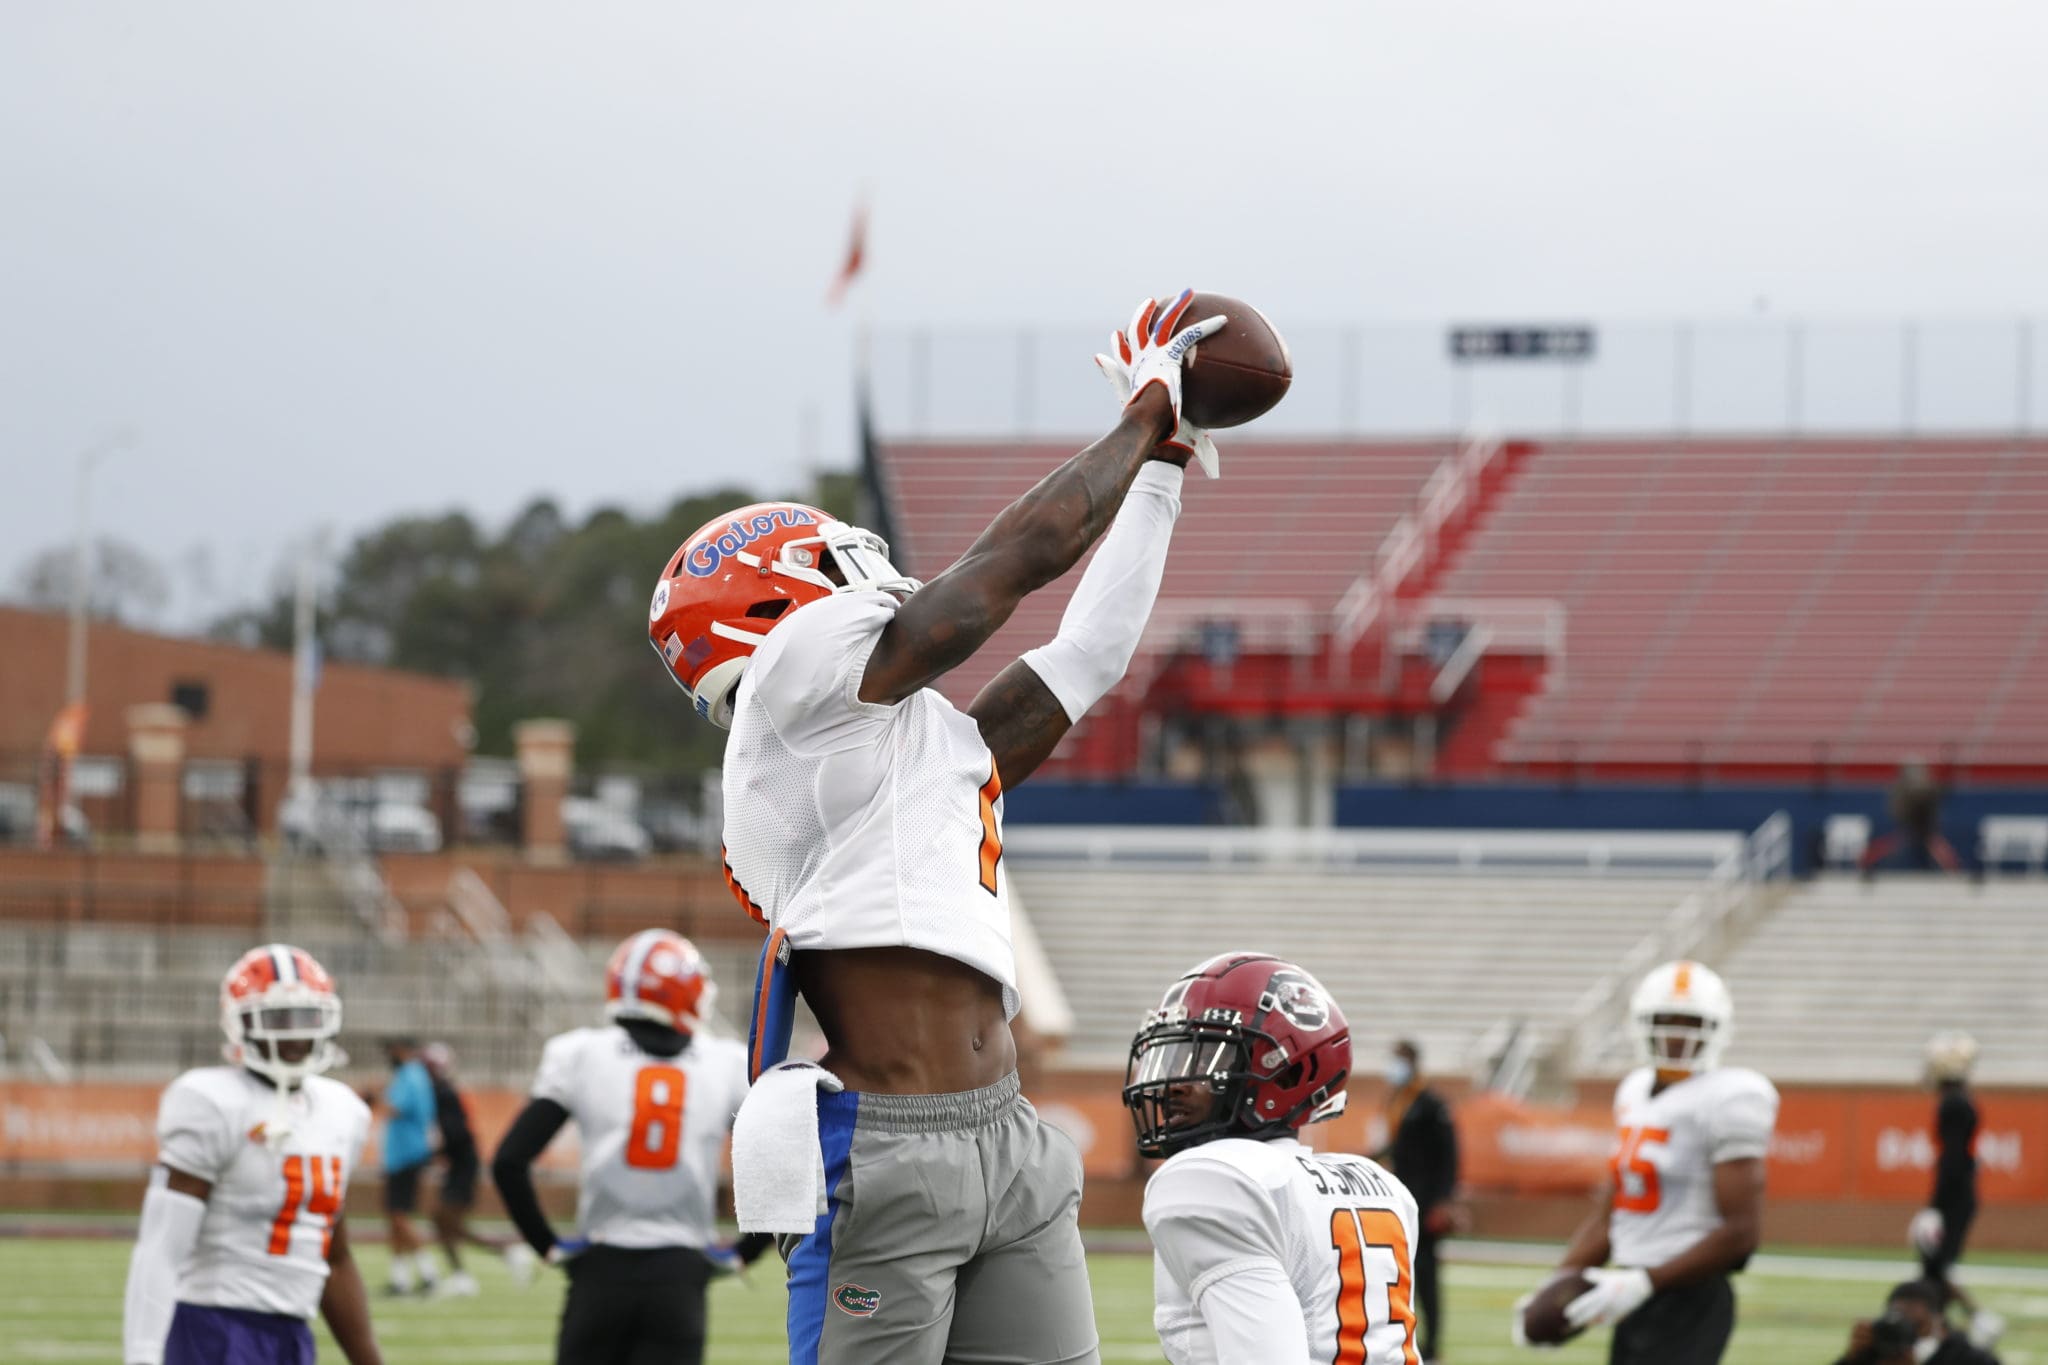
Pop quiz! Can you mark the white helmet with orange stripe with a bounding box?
[220,943,344,1089]
[605,929,716,1035]
[1628,959,1733,1077]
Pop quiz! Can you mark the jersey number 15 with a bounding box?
[1329,1208,1419,1365]
[627,1065,688,1170]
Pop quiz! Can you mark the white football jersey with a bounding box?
[721,589,1019,1016]
[1607,1065,1779,1268]
[532,1024,749,1249]
[1146,1137,1423,1365]
[154,1066,371,1320]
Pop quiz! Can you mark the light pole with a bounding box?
[65,428,134,705]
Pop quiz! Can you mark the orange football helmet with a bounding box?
[647,502,917,728]
[606,929,716,1033]
[220,943,344,1088]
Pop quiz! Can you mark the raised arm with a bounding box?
[859,390,1175,709]
[862,293,1222,786]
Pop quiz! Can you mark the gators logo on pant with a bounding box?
[833,1283,882,1317]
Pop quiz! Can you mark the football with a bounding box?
[1177,291,1292,429]
[1519,1270,1593,1346]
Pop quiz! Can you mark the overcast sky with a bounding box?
[5,2,2046,625]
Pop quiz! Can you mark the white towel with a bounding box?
[732,1060,845,1234]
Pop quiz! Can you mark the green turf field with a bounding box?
[5,1234,2042,1363]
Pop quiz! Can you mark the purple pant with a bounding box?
[164,1302,316,1365]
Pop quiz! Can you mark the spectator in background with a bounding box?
[1832,1279,2000,1365]
[1913,1032,2005,1348]
[378,1037,440,1296]
[1378,1038,1458,1363]
[1861,760,1962,876]
[420,1043,535,1297]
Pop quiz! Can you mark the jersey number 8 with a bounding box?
[1329,1208,1419,1365]
[627,1065,688,1170]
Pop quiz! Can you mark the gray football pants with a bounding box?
[782,1072,1101,1364]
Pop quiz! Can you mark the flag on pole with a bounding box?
[826,200,867,307]
[35,701,88,848]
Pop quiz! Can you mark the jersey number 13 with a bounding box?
[1329,1208,1419,1365]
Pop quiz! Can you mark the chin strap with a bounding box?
[123,1173,207,1365]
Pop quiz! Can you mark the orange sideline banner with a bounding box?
[0,1081,580,1174]
[1453,1089,2048,1204]
[7,1080,2045,1205]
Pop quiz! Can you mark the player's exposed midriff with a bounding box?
[793,945,1017,1095]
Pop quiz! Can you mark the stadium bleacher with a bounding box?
[1716,874,2048,1086]
[1008,826,1743,1073]
[1431,438,2048,777]
[0,922,761,1086]
[877,440,1451,711]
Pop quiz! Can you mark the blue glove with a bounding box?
[546,1236,590,1267]
[704,1240,744,1280]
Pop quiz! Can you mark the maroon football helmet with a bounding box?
[1123,952,1352,1158]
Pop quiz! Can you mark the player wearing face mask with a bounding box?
[1377,1039,1457,1363]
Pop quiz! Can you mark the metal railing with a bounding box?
[866,317,2048,441]
[1006,824,1744,877]
[1563,810,1794,1075]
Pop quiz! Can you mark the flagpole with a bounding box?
[287,531,325,802]
[65,429,132,704]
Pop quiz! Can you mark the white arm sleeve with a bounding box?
[122,1173,206,1365]
[1019,461,1184,722]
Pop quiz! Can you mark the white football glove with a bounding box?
[1909,1207,1945,1256]
[1094,290,1227,478]
[1563,1266,1654,1329]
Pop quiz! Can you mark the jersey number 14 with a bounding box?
[268,1155,344,1256]
[1329,1208,1419,1365]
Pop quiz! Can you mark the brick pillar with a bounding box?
[514,719,575,865]
[127,703,189,854]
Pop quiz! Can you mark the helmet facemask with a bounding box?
[1632,1008,1727,1077]
[1125,1016,1326,1159]
[224,990,343,1090]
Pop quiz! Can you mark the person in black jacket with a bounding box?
[1378,1038,1459,1363]
[1833,1279,2001,1365]
[420,1043,534,1296]
[1914,1032,2005,1347]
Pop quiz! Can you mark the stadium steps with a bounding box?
[1714,875,2048,1085]
[1429,439,2048,777]
[1011,865,1708,1070]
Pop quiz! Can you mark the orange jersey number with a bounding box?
[976,765,1003,895]
[1329,1207,1420,1365]
[1610,1125,1670,1213]
[626,1065,688,1170]
[268,1154,344,1256]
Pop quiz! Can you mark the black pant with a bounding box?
[557,1245,711,1365]
[1414,1227,1442,1360]
[1610,1276,1735,1365]
[1921,1197,1977,1282]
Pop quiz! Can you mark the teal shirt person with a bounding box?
[383,1057,435,1172]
